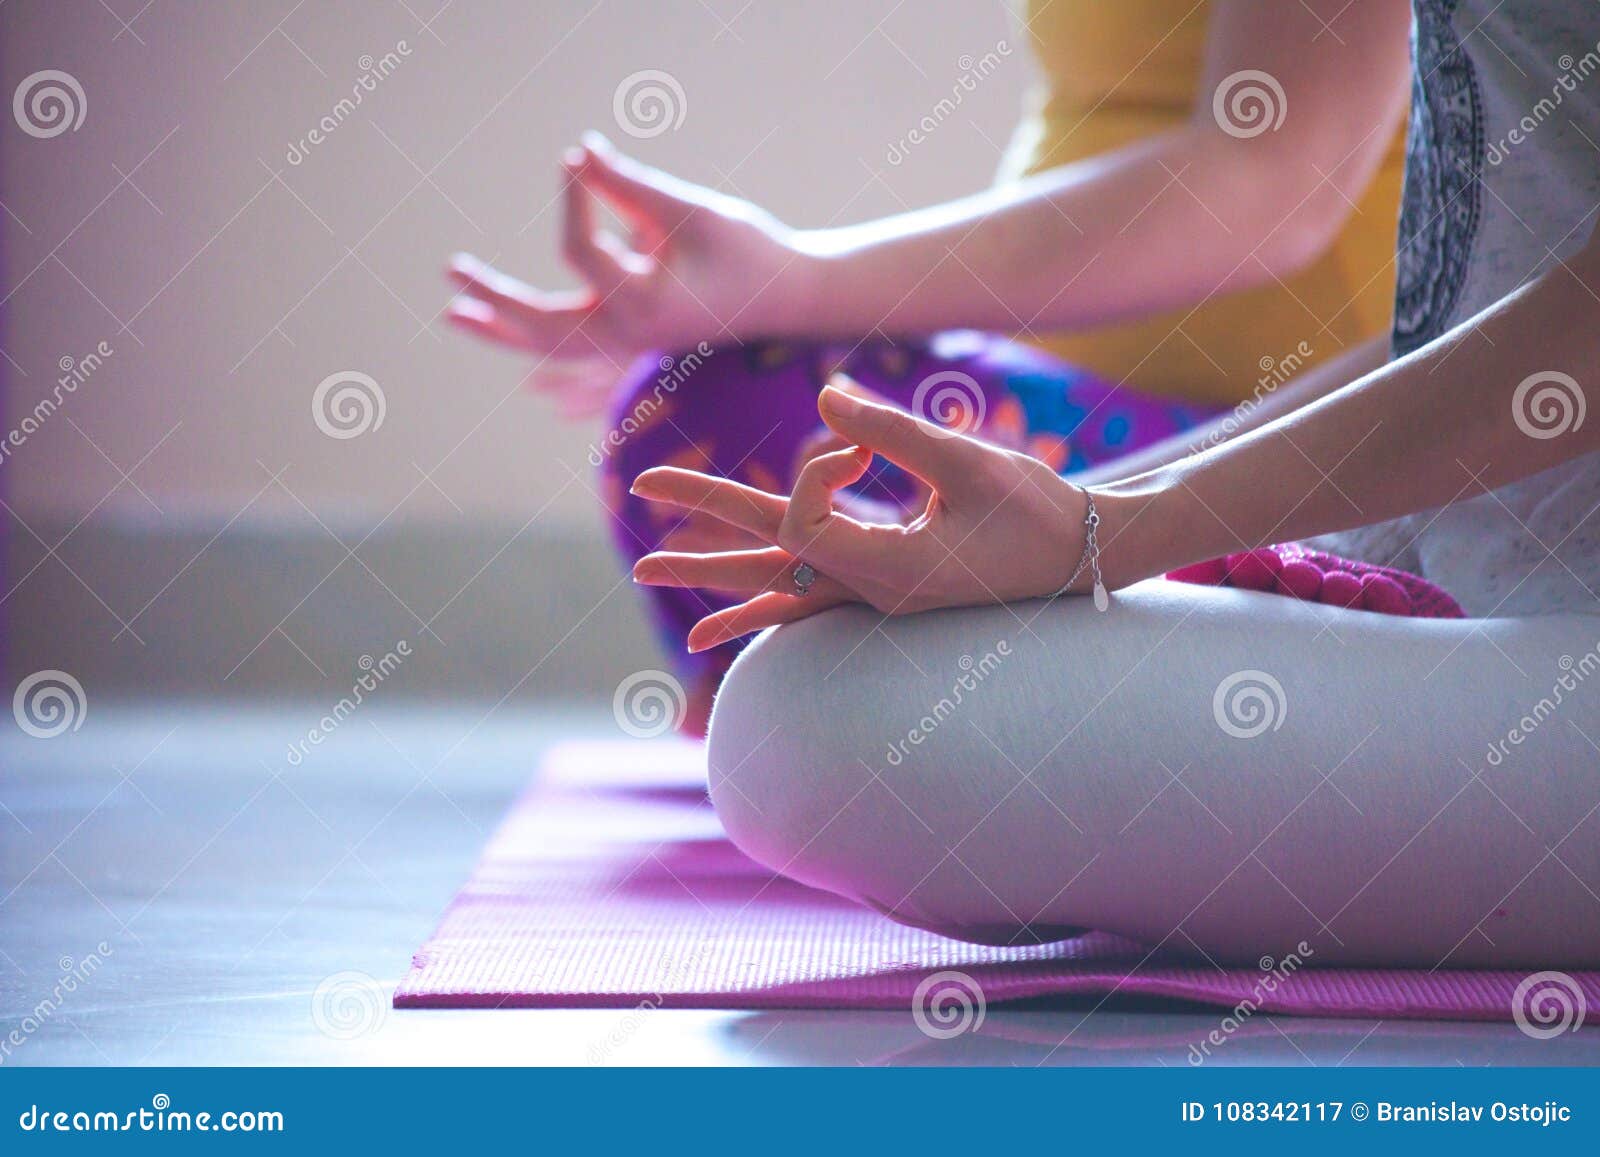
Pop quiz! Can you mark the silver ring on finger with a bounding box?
[792,561,817,597]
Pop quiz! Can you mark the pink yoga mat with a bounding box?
[396,740,1599,1023]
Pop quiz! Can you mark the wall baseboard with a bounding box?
[2,514,663,703]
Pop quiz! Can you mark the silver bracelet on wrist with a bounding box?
[1052,488,1109,611]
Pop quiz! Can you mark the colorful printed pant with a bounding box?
[596,331,1218,689]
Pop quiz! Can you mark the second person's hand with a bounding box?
[444,132,812,414]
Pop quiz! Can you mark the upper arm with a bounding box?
[1194,0,1414,264]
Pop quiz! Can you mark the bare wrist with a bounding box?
[787,228,867,335]
[1093,481,1193,589]
[786,234,832,335]
[1094,472,1239,588]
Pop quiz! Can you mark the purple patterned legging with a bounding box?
[595,330,1218,690]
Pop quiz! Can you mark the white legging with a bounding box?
[706,581,1600,968]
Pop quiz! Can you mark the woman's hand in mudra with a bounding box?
[444,133,804,417]
[630,381,1091,652]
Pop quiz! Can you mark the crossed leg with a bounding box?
[706,581,1600,967]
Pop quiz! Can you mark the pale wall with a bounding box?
[3,0,1027,529]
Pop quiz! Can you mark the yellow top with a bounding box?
[998,0,1407,404]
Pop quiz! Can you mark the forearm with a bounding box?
[793,127,1350,337]
[1093,257,1600,587]
[1069,335,1392,486]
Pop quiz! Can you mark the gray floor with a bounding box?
[3,702,1596,1067]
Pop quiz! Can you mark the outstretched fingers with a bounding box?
[444,254,595,355]
[634,545,853,600]
[446,253,549,315]
[630,467,788,542]
[442,295,537,352]
[631,450,910,594]
[686,591,849,653]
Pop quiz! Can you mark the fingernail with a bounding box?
[820,384,862,416]
[581,130,612,153]
[447,298,490,322]
[562,147,585,168]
